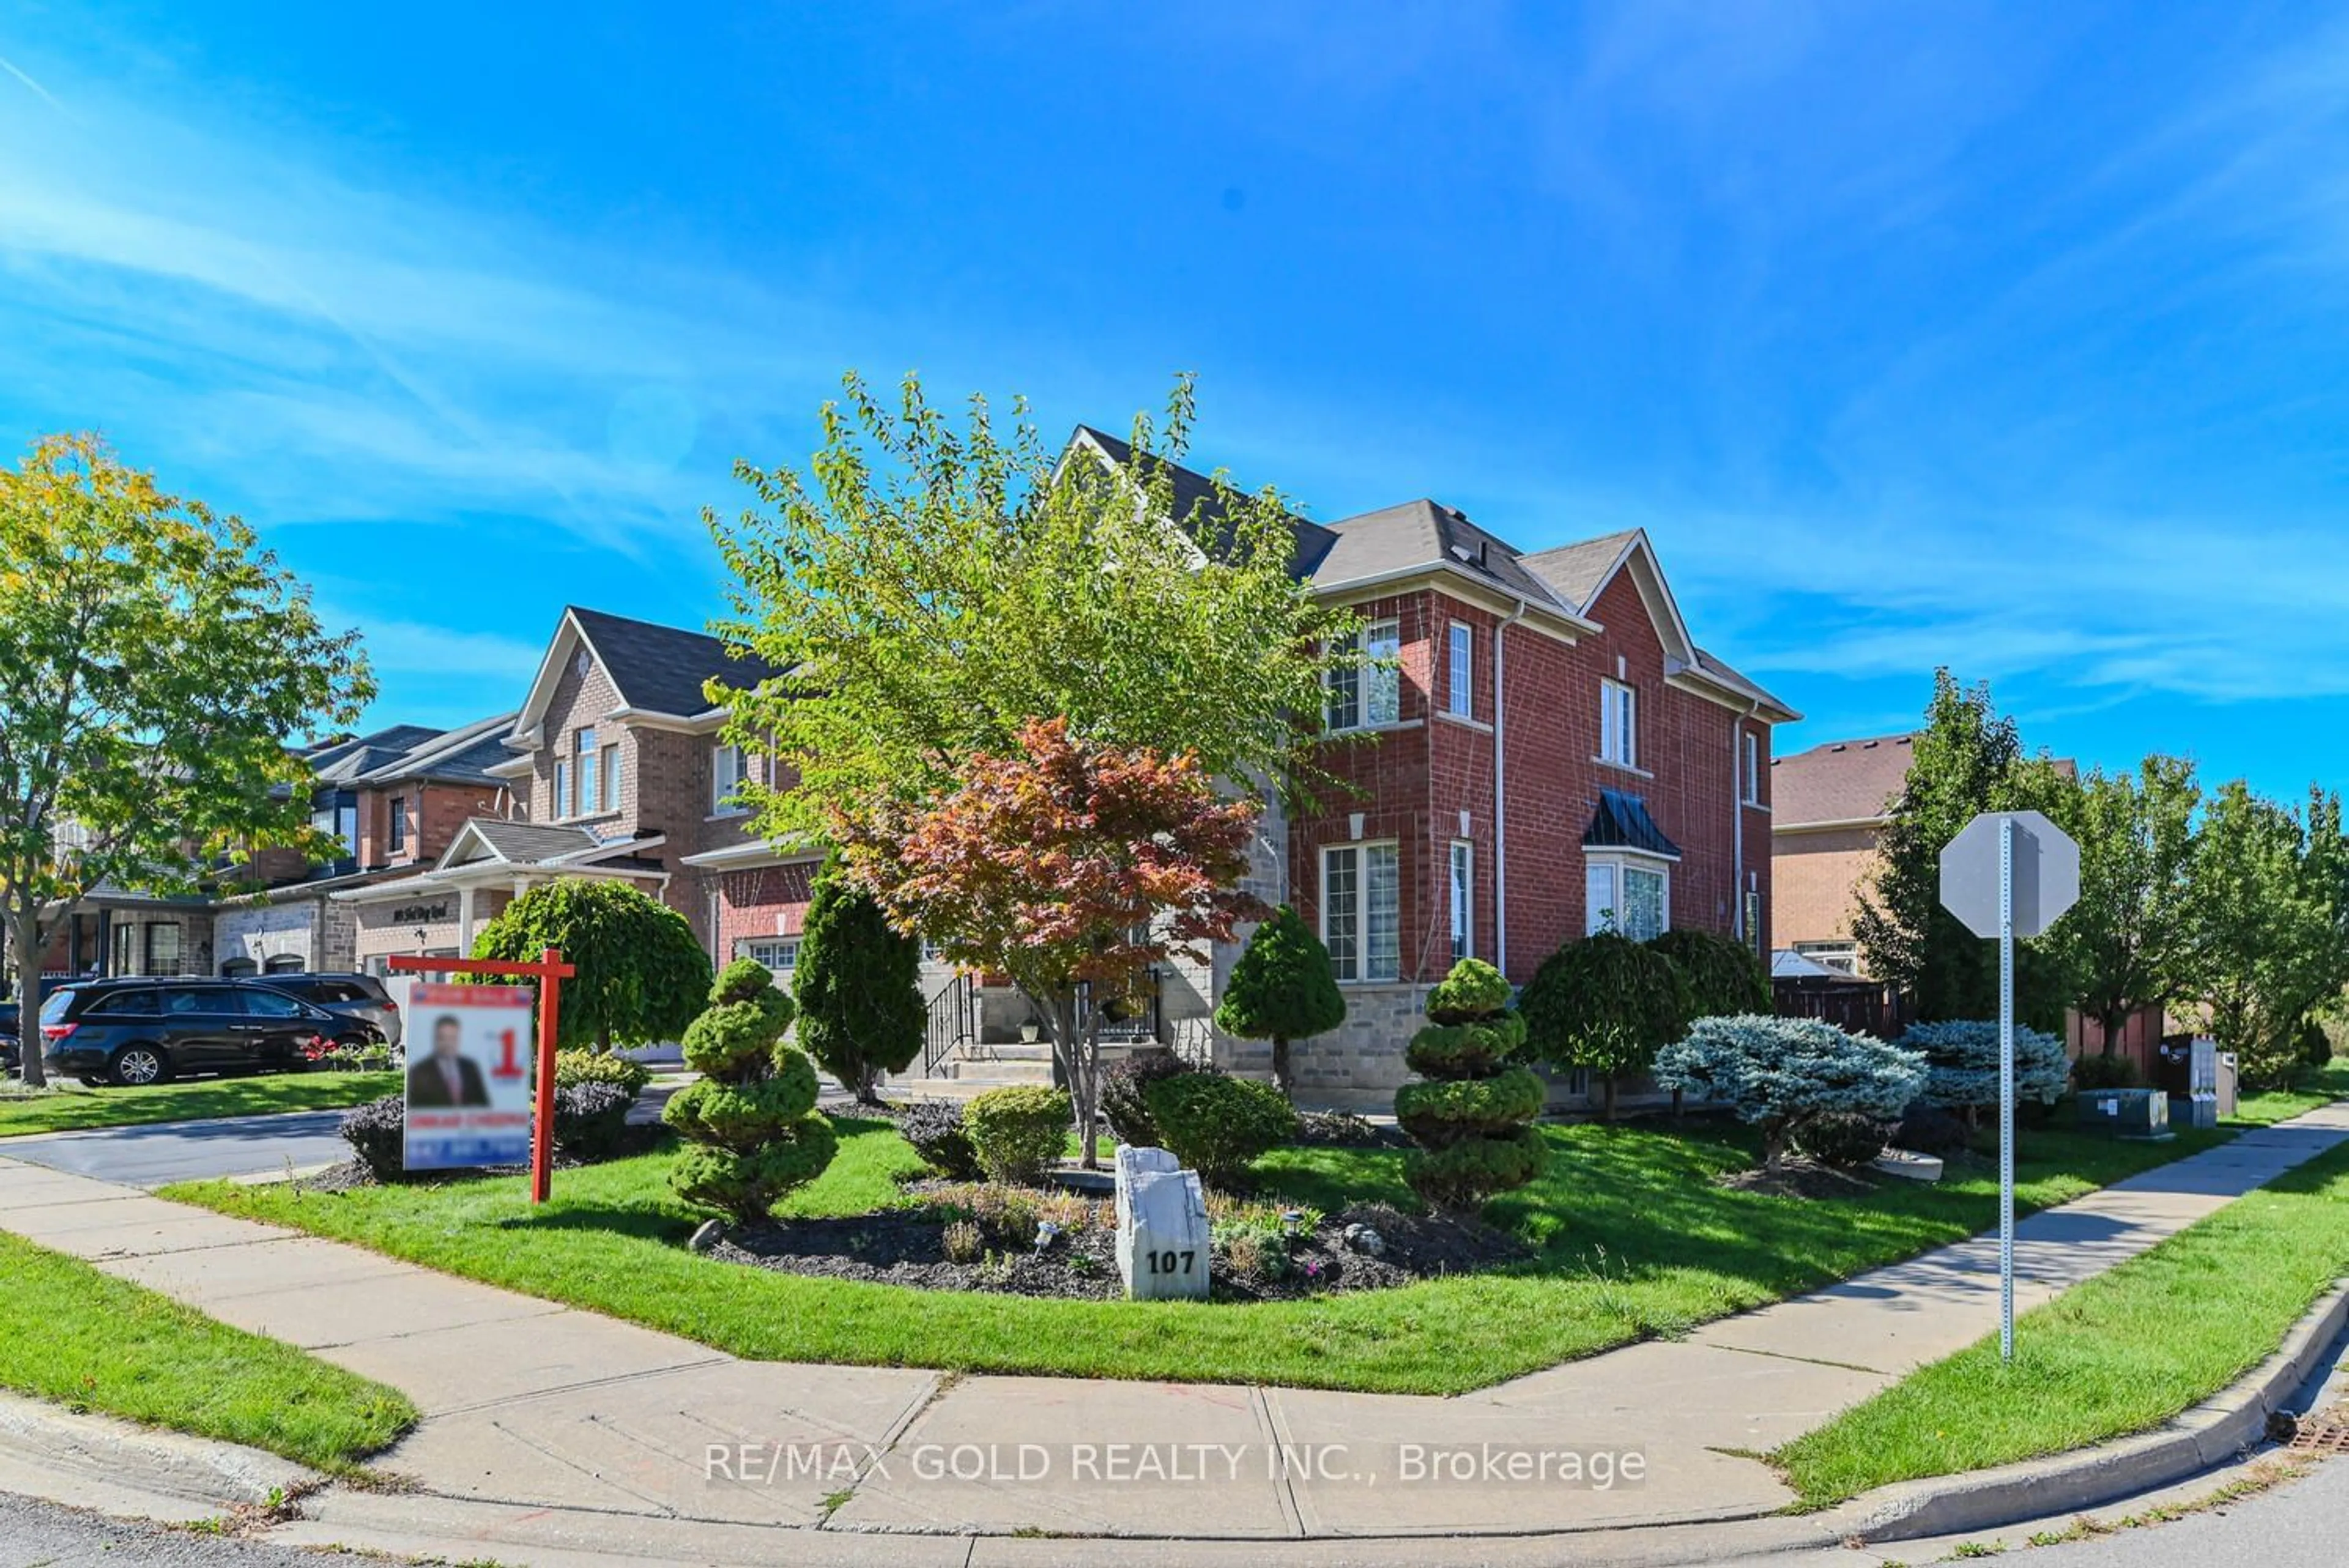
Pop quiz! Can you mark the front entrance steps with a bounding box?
[900,1037,1169,1098]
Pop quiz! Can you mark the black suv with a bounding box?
[39,978,385,1088]
[253,973,403,1050]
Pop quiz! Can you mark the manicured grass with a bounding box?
[1772,1136,2349,1507]
[0,1229,416,1470]
[169,1110,2254,1396]
[0,1071,398,1139]
[2232,1060,2349,1126]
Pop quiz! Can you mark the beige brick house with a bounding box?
[1768,733,1916,976]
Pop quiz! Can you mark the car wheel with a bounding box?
[108,1044,171,1088]
[78,1076,107,1088]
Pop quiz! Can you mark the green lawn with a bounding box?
[2231,1060,2349,1126]
[167,1109,2262,1396]
[1773,1135,2349,1508]
[0,1071,398,1139]
[0,1229,416,1470]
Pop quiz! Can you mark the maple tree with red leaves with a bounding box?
[834,716,1266,1167]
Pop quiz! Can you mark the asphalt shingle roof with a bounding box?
[1074,426,1338,576]
[1771,734,1918,828]
[570,606,784,718]
[1518,532,1639,612]
[461,820,607,864]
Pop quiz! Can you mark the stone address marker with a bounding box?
[1114,1145,1210,1301]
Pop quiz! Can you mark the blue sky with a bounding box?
[3,1,2347,798]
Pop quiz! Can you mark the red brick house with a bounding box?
[1059,431,1797,1106]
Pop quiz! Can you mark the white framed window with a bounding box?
[1585,853,1670,942]
[741,936,800,972]
[1449,839,1474,962]
[552,759,571,821]
[575,728,601,816]
[1743,890,1765,956]
[1446,622,1474,718]
[604,740,623,817]
[388,795,407,853]
[1742,729,1762,804]
[1322,841,1400,983]
[712,743,748,816]
[1326,618,1402,732]
[1600,678,1638,768]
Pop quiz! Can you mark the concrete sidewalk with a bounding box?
[0,1105,2343,1564]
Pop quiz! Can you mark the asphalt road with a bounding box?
[0,1492,332,1567]
[1984,1452,2349,1566]
[0,1109,354,1187]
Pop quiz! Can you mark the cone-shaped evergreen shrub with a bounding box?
[793,858,926,1104]
[1397,958,1548,1213]
[1213,904,1346,1094]
[664,957,837,1222]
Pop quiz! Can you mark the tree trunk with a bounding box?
[1272,1035,1291,1096]
[1601,1073,1619,1123]
[1762,1119,1788,1171]
[1079,1004,1105,1170]
[10,903,48,1090]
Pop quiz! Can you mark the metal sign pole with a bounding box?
[1998,815,2016,1362]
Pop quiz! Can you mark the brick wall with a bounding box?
[710,861,820,962]
[1774,825,1879,951]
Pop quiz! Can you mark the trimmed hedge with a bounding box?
[340,1095,406,1181]
[1655,1014,1925,1170]
[554,1049,650,1098]
[1145,1073,1297,1189]
[1100,1050,1210,1149]
[963,1085,1072,1186]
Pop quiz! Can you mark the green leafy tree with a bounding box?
[663,958,836,1222]
[0,435,371,1087]
[1520,932,1691,1121]
[1852,670,2076,1028]
[1648,927,1770,1019]
[1212,904,1346,1094]
[1397,959,1548,1213]
[2058,755,2202,1053]
[707,373,1360,842]
[2184,782,2349,1088]
[792,857,925,1104]
[470,878,711,1052]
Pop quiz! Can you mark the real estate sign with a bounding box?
[403,983,536,1171]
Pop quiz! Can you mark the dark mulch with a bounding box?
[1716,1157,1881,1199]
[296,1123,669,1193]
[711,1197,1526,1302]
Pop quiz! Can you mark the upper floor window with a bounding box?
[603,735,623,816]
[713,742,748,816]
[1600,679,1638,768]
[552,757,570,821]
[388,795,407,853]
[1742,730,1762,804]
[1446,623,1473,718]
[575,728,601,816]
[1326,619,1401,732]
[742,936,800,972]
[311,792,358,858]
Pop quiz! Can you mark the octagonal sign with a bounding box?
[1939,809,2080,939]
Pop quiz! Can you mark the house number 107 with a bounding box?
[1145,1249,1197,1275]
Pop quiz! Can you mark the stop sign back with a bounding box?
[1938,809,2080,938]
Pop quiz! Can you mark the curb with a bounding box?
[1828,1277,2349,1542]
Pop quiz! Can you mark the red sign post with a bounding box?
[388,946,575,1205]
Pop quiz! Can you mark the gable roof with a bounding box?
[303,725,445,784]
[1315,499,1592,616]
[351,713,518,790]
[510,606,785,745]
[1771,733,1918,828]
[1071,426,1338,576]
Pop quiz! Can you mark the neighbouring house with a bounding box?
[1768,732,1918,977]
[36,717,518,981]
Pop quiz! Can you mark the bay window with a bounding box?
[1585,853,1670,942]
[1326,618,1402,731]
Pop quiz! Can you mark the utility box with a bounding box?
[2175,1036,2222,1131]
[2078,1087,2173,1140]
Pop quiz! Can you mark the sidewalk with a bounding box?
[1,1105,2343,1564]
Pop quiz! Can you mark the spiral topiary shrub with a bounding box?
[1897,1019,2069,1121]
[1398,958,1548,1214]
[662,957,837,1222]
[1145,1072,1297,1189]
[962,1085,1072,1186]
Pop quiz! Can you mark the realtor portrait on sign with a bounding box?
[402,983,536,1170]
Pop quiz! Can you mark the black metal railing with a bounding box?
[921,973,977,1078]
